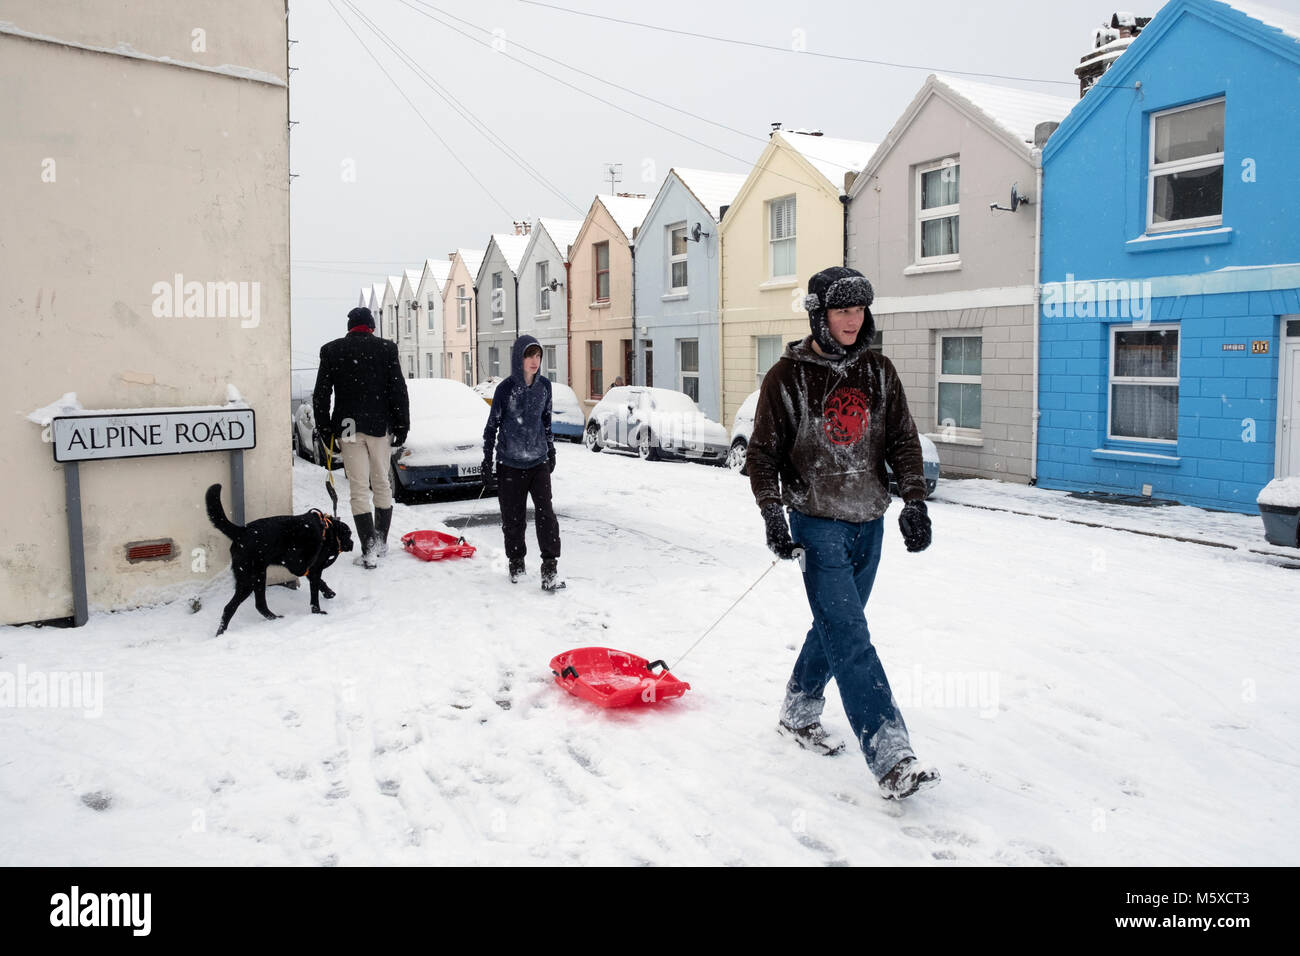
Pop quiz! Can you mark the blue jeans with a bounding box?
[783,510,913,781]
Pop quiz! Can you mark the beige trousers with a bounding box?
[339,431,393,514]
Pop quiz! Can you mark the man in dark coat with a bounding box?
[482,334,562,590]
[747,266,939,800]
[312,306,409,568]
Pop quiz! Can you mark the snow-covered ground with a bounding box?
[2,445,1297,866]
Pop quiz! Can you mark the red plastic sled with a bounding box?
[401,529,476,561]
[549,647,691,708]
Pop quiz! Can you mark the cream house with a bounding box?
[1,0,290,625]
[718,130,877,425]
[568,194,653,411]
[414,258,452,378]
[442,249,484,386]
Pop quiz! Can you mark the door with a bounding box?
[1282,342,1300,478]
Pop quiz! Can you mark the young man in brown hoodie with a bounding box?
[747,266,939,800]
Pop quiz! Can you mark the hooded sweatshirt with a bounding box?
[747,336,927,522]
[483,334,553,470]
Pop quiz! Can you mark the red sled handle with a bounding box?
[646,660,668,674]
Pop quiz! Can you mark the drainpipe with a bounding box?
[565,258,573,389]
[1030,149,1043,486]
[514,273,520,340]
[630,239,637,386]
[840,193,850,266]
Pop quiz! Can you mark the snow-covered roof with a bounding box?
[403,269,422,293]
[369,283,384,307]
[932,74,1076,145]
[780,132,878,194]
[384,276,402,301]
[1222,0,1300,42]
[419,258,452,293]
[489,234,531,275]
[671,168,749,221]
[358,287,369,307]
[456,249,485,278]
[597,194,654,240]
[536,218,584,259]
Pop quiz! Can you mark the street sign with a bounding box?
[52,408,256,463]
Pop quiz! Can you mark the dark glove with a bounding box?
[899,499,932,553]
[317,426,335,452]
[547,447,556,474]
[391,427,407,447]
[760,503,800,560]
[481,457,496,489]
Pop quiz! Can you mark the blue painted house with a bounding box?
[633,168,746,421]
[1037,0,1300,513]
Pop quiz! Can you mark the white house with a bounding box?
[475,229,532,381]
[517,217,583,385]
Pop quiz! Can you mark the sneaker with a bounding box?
[878,757,941,800]
[508,560,525,583]
[777,720,845,756]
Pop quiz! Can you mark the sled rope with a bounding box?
[671,559,779,671]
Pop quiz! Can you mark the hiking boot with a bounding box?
[878,756,941,800]
[352,512,378,569]
[374,506,393,558]
[540,558,565,591]
[777,720,846,756]
[508,559,525,583]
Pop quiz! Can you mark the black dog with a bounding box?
[205,483,353,636]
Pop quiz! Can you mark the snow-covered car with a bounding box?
[726,388,941,496]
[293,402,343,469]
[472,377,503,405]
[583,386,729,464]
[550,382,586,442]
[390,379,491,502]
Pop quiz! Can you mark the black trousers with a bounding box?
[497,462,561,563]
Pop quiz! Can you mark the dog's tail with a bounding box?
[205,483,241,540]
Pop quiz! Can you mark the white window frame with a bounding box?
[488,346,501,379]
[768,196,796,279]
[935,332,982,438]
[1146,98,1225,234]
[916,159,960,265]
[537,261,550,315]
[426,352,434,377]
[668,223,689,293]
[457,284,467,329]
[491,272,504,323]
[427,299,435,331]
[462,351,471,386]
[755,335,782,388]
[1108,323,1180,444]
[406,354,414,379]
[543,344,558,381]
[678,338,699,402]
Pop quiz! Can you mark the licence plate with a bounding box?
[458,463,482,477]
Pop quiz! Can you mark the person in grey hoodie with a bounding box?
[482,335,562,589]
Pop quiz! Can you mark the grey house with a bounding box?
[633,167,746,421]
[847,74,1073,482]
[516,217,583,387]
[475,230,532,382]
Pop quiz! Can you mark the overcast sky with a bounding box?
[288,0,1178,366]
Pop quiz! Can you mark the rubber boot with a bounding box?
[375,507,393,558]
[352,512,378,569]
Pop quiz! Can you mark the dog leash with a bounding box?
[325,437,340,517]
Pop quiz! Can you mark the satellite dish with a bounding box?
[1011,182,1032,210]
[688,222,710,242]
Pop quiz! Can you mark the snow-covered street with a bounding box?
[2,443,1297,866]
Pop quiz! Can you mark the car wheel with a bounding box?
[390,462,410,504]
[584,423,602,452]
[726,439,748,474]
[637,430,659,462]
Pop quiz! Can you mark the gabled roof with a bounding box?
[490,234,531,275]
[597,194,654,240]
[1044,0,1300,162]
[402,269,422,294]
[851,74,1075,197]
[369,283,384,309]
[358,287,370,307]
[383,276,401,301]
[671,168,748,221]
[535,218,583,258]
[780,131,878,195]
[417,258,452,294]
[453,249,485,279]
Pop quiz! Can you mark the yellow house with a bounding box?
[568,194,652,412]
[718,130,877,425]
[441,249,483,386]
